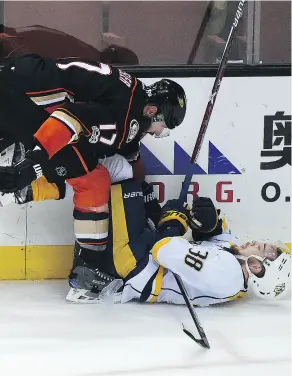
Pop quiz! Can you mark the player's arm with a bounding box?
[18,55,137,158]
[0,176,66,206]
[155,197,218,239]
[8,54,135,102]
[55,57,136,102]
[37,58,138,156]
[151,236,211,295]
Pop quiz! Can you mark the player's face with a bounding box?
[238,241,278,260]
[143,105,170,137]
[247,257,265,277]
[147,121,170,138]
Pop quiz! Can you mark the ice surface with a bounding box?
[0,280,291,376]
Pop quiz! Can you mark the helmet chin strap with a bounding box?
[236,254,267,278]
[235,255,247,261]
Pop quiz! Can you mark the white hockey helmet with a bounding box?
[239,242,291,300]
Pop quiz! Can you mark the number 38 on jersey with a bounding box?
[185,247,209,271]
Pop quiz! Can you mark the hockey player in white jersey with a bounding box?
[121,228,291,306]
[66,179,291,306]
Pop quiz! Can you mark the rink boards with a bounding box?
[0,75,291,279]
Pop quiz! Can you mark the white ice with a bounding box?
[0,281,291,376]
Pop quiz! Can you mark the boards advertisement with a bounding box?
[141,76,291,244]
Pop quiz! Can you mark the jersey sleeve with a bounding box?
[32,57,139,158]
[33,102,91,158]
[151,237,201,286]
[9,54,136,103]
[56,57,136,102]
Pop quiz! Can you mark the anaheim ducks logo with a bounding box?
[126,119,139,143]
[178,96,185,108]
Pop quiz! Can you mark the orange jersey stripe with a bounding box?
[34,117,72,158]
[72,146,89,173]
[118,78,137,149]
[26,87,75,96]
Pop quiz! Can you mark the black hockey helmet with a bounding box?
[145,79,187,129]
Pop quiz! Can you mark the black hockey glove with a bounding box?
[192,209,223,241]
[0,146,48,193]
[157,199,189,236]
[188,197,218,233]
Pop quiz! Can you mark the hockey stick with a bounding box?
[179,0,246,204]
[174,273,210,348]
[187,1,214,64]
[173,0,246,349]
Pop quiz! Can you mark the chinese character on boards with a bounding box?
[260,111,291,170]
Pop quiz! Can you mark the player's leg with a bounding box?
[66,240,121,303]
[109,179,152,278]
[65,164,118,302]
[66,178,153,303]
[67,164,111,251]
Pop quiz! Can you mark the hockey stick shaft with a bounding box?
[179,0,246,203]
[174,273,210,348]
[187,1,214,64]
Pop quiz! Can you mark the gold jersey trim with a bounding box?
[111,184,137,278]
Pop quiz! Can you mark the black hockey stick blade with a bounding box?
[174,273,210,349]
[182,323,210,349]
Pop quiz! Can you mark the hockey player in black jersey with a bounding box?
[0,54,186,257]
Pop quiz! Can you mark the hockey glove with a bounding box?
[157,199,189,236]
[0,146,48,193]
[192,209,224,241]
[188,197,218,233]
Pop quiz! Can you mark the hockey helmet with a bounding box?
[145,79,187,129]
[238,242,291,300]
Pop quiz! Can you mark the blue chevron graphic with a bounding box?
[174,142,206,174]
[208,142,241,174]
[140,143,172,175]
[140,141,241,175]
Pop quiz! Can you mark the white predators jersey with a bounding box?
[121,234,247,307]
